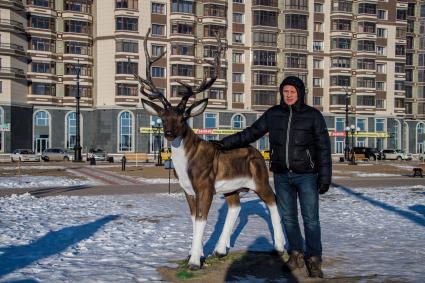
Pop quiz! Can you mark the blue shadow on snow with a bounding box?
[203,198,275,255]
[0,215,118,278]
[333,183,425,228]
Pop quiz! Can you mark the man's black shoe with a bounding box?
[282,250,304,272]
[306,256,324,278]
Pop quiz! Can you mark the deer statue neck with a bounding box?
[170,122,201,152]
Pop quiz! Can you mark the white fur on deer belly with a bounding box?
[214,177,255,194]
[171,144,195,195]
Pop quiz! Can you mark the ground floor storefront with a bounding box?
[0,105,424,155]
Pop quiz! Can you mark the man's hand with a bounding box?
[210,140,225,150]
[318,183,330,195]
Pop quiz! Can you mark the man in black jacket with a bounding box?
[214,76,331,278]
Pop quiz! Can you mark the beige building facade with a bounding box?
[0,0,424,155]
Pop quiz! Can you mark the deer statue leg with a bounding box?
[250,159,286,253]
[214,192,241,257]
[185,193,197,258]
[188,189,213,270]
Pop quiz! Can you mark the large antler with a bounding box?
[177,33,225,112]
[132,28,170,108]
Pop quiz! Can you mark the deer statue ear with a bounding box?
[185,98,208,118]
[141,98,163,116]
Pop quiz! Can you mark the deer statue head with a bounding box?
[132,29,225,141]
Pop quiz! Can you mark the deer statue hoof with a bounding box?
[187,263,201,271]
[213,250,228,258]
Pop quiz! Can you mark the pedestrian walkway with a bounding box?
[68,166,142,186]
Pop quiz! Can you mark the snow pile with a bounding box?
[0,186,424,282]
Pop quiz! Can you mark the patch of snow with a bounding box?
[0,175,98,189]
[137,177,179,184]
[355,173,400,177]
[0,165,65,170]
[0,186,424,282]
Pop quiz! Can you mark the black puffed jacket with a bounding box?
[221,77,332,185]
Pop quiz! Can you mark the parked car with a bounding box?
[88,148,107,161]
[382,149,413,160]
[419,153,425,161]
[42,148,72,161]
[352,147,382,161]
[11,149,40,162]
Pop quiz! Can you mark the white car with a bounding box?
[382,149,413,161]
[11,149,41,162]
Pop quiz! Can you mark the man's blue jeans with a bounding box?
[274,172,322,258]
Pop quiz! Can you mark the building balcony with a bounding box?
[0,19,26,35]
[0,42,26,57]
[27,94,59,106]
[0,0,24,11]
[0,66,25,80]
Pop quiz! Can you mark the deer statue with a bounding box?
[133,29,285,269]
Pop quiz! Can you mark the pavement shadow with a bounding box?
[409,204,425,218]
[332,182,425,227]
[204,198,275,256]
[225,236,298,282]
[0,215,118,278]
[28,185,91,197]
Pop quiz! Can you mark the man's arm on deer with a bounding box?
[213,113,269,150]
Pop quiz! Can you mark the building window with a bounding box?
[330,76,350,87]
[116,39,138,53]
[232,92,244,103]
[233,13,244,23]
[335,117,345,132]
[285,53,306,68]
[171,64,194,76]
[172,43,194,56]
[151,24,165,36]
[253,32,277,46]
[331,37,351,49]
[331,19,351,31]
[254,50,276,66]
[232,52,244,63]
[356,118,367,132]
[253,91,276,105]
[203,24,226,37]
[285,14,307,30]
[31,82,56,96]
[152,44,165,57]
[30,15,55,30]
[171,0,195,14]
[231,114,245,129]
[330,94,346,105]
[313,78,322,87]
[64,85,92,98]
[376,46,386,55]
[376,63,386,74]
[357,95,375,106]
[395,45,405,56]
[377,9,387,20]
[65,41,91,55]
[232,73,244,83]
[377,28,387,38]
[376,82,386,91]
[116,17,138,31]
[119,111,133,151]
[314,22,322,32]
[331,57,351,68]
[0,81,2,93]
[172,22,194,35]
[375,118,385,132]
[258,136,269,151]
[152,2,165,14]
[66,112,77,149]
[232,33,244,44]
[65,63,92,76]
[253,10,277,27]
[151,67,165,78]
[376,99,385,109]
[285,34,307,49]
[336,137,344,154]
[416,123,425,153]
[64,20,91,34]
[314,3,323,12]
[253,71,276,86]
[357,77,375,88]
[358,3,376,14]
[116,0,138,10]
[313,41,323,51]
[395,63,405,73]
[205,113,217,128]
[357,58,375,70]
[31,37,55,52]
[116,84,138,96]
[313,96,322,106]
[35,111,49,126]
[358,40,375,52]
[31,62,55,74]
[313,59,323,69]
[116,61,137,74]
[64,0,92,13]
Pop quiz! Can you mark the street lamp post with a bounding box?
[151,118,163,166]
[346,124,360,165]
[74,59,82,162]
[344,91,351,161]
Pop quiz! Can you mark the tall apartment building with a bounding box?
[0,0,424,155]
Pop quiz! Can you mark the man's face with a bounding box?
[283,85,298,106]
